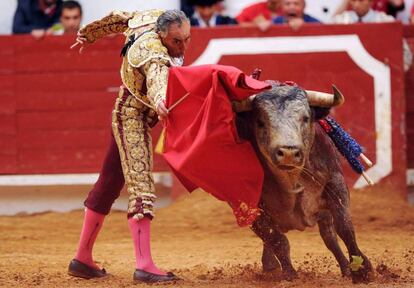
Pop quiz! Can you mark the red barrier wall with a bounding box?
[0,35,167,173]
[0,23,410,195]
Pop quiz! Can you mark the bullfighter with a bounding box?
[67,8,342,284]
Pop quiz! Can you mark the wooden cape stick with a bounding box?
[362,171,374,186]
[359,153,373,185]
[167,92,190,112]
[359,153,373,167]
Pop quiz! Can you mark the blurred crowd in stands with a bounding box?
[183,0,413,30]
[12,0,414,38]
[11,0,414,69]
[12,0,414,36]
[13,0,81,37]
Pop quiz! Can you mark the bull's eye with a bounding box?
[303,116,310,123]
[257,119,265,128]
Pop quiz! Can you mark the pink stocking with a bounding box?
[74,208,105,270]
[128,217,166,275]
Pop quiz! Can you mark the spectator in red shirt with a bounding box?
[236,0,282,31]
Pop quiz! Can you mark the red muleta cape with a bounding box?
[163,64,271,226]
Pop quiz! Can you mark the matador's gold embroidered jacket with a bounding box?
[79,9,179,109]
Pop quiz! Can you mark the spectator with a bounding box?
[215,0,227,15]
[181,0,195,18]
[333,0,413,72]
[372,0,405,17]
[190,0,237,27]
[334,0,395,22]
[334,0,405,18]
[236,0,282,31]
[52,0,82,35]
[273,0,320,31]
[411,3,414,23]
[13,0,62,38]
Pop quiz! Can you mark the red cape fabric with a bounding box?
[163,64,271,226]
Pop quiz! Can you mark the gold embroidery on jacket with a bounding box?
[127,32,171,68]
[122,31,171,108]
[142,61,169,107]
[128,9,165,29]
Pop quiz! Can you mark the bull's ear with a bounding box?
[232,99,252,112]
[232,95,257,113]
[235,111,253,140]
[311,107,330,121]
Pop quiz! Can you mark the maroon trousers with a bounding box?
[84,132,125,215]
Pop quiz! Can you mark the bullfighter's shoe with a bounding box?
[133,269,180,283]
[68,259,107,279]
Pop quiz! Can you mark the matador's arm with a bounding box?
[140,59,170,109]
[78,11,133,44]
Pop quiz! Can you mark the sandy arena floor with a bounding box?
[0,187,413,288]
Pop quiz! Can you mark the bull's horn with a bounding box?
[305,85,345,107]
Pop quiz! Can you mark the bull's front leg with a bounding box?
[317,210,351,277]
[331,210,374,283]
[252,215,297,280]
[325,181,374,283]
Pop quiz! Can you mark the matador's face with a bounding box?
[159,21,191,59]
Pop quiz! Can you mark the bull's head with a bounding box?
[252,85,326,172]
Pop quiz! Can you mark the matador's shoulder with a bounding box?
[127,31,172,68]
[128,9,165,29]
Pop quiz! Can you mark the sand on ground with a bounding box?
[0,186,413,288]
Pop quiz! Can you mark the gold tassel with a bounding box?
[154,128,166,154]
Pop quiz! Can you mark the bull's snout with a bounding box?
[273,146,303,169]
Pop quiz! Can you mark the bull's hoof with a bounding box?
[351,269,375,284]
[261,244,281,273]
[263,265,281,273]
[282,269,298,281]
[350,255,375,284]
[340,267,352,278]
[262,257,281,273]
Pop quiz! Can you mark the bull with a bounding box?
[235,84,374,283]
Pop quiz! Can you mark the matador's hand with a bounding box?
[156,102,169,121]
[70,30,88,53]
